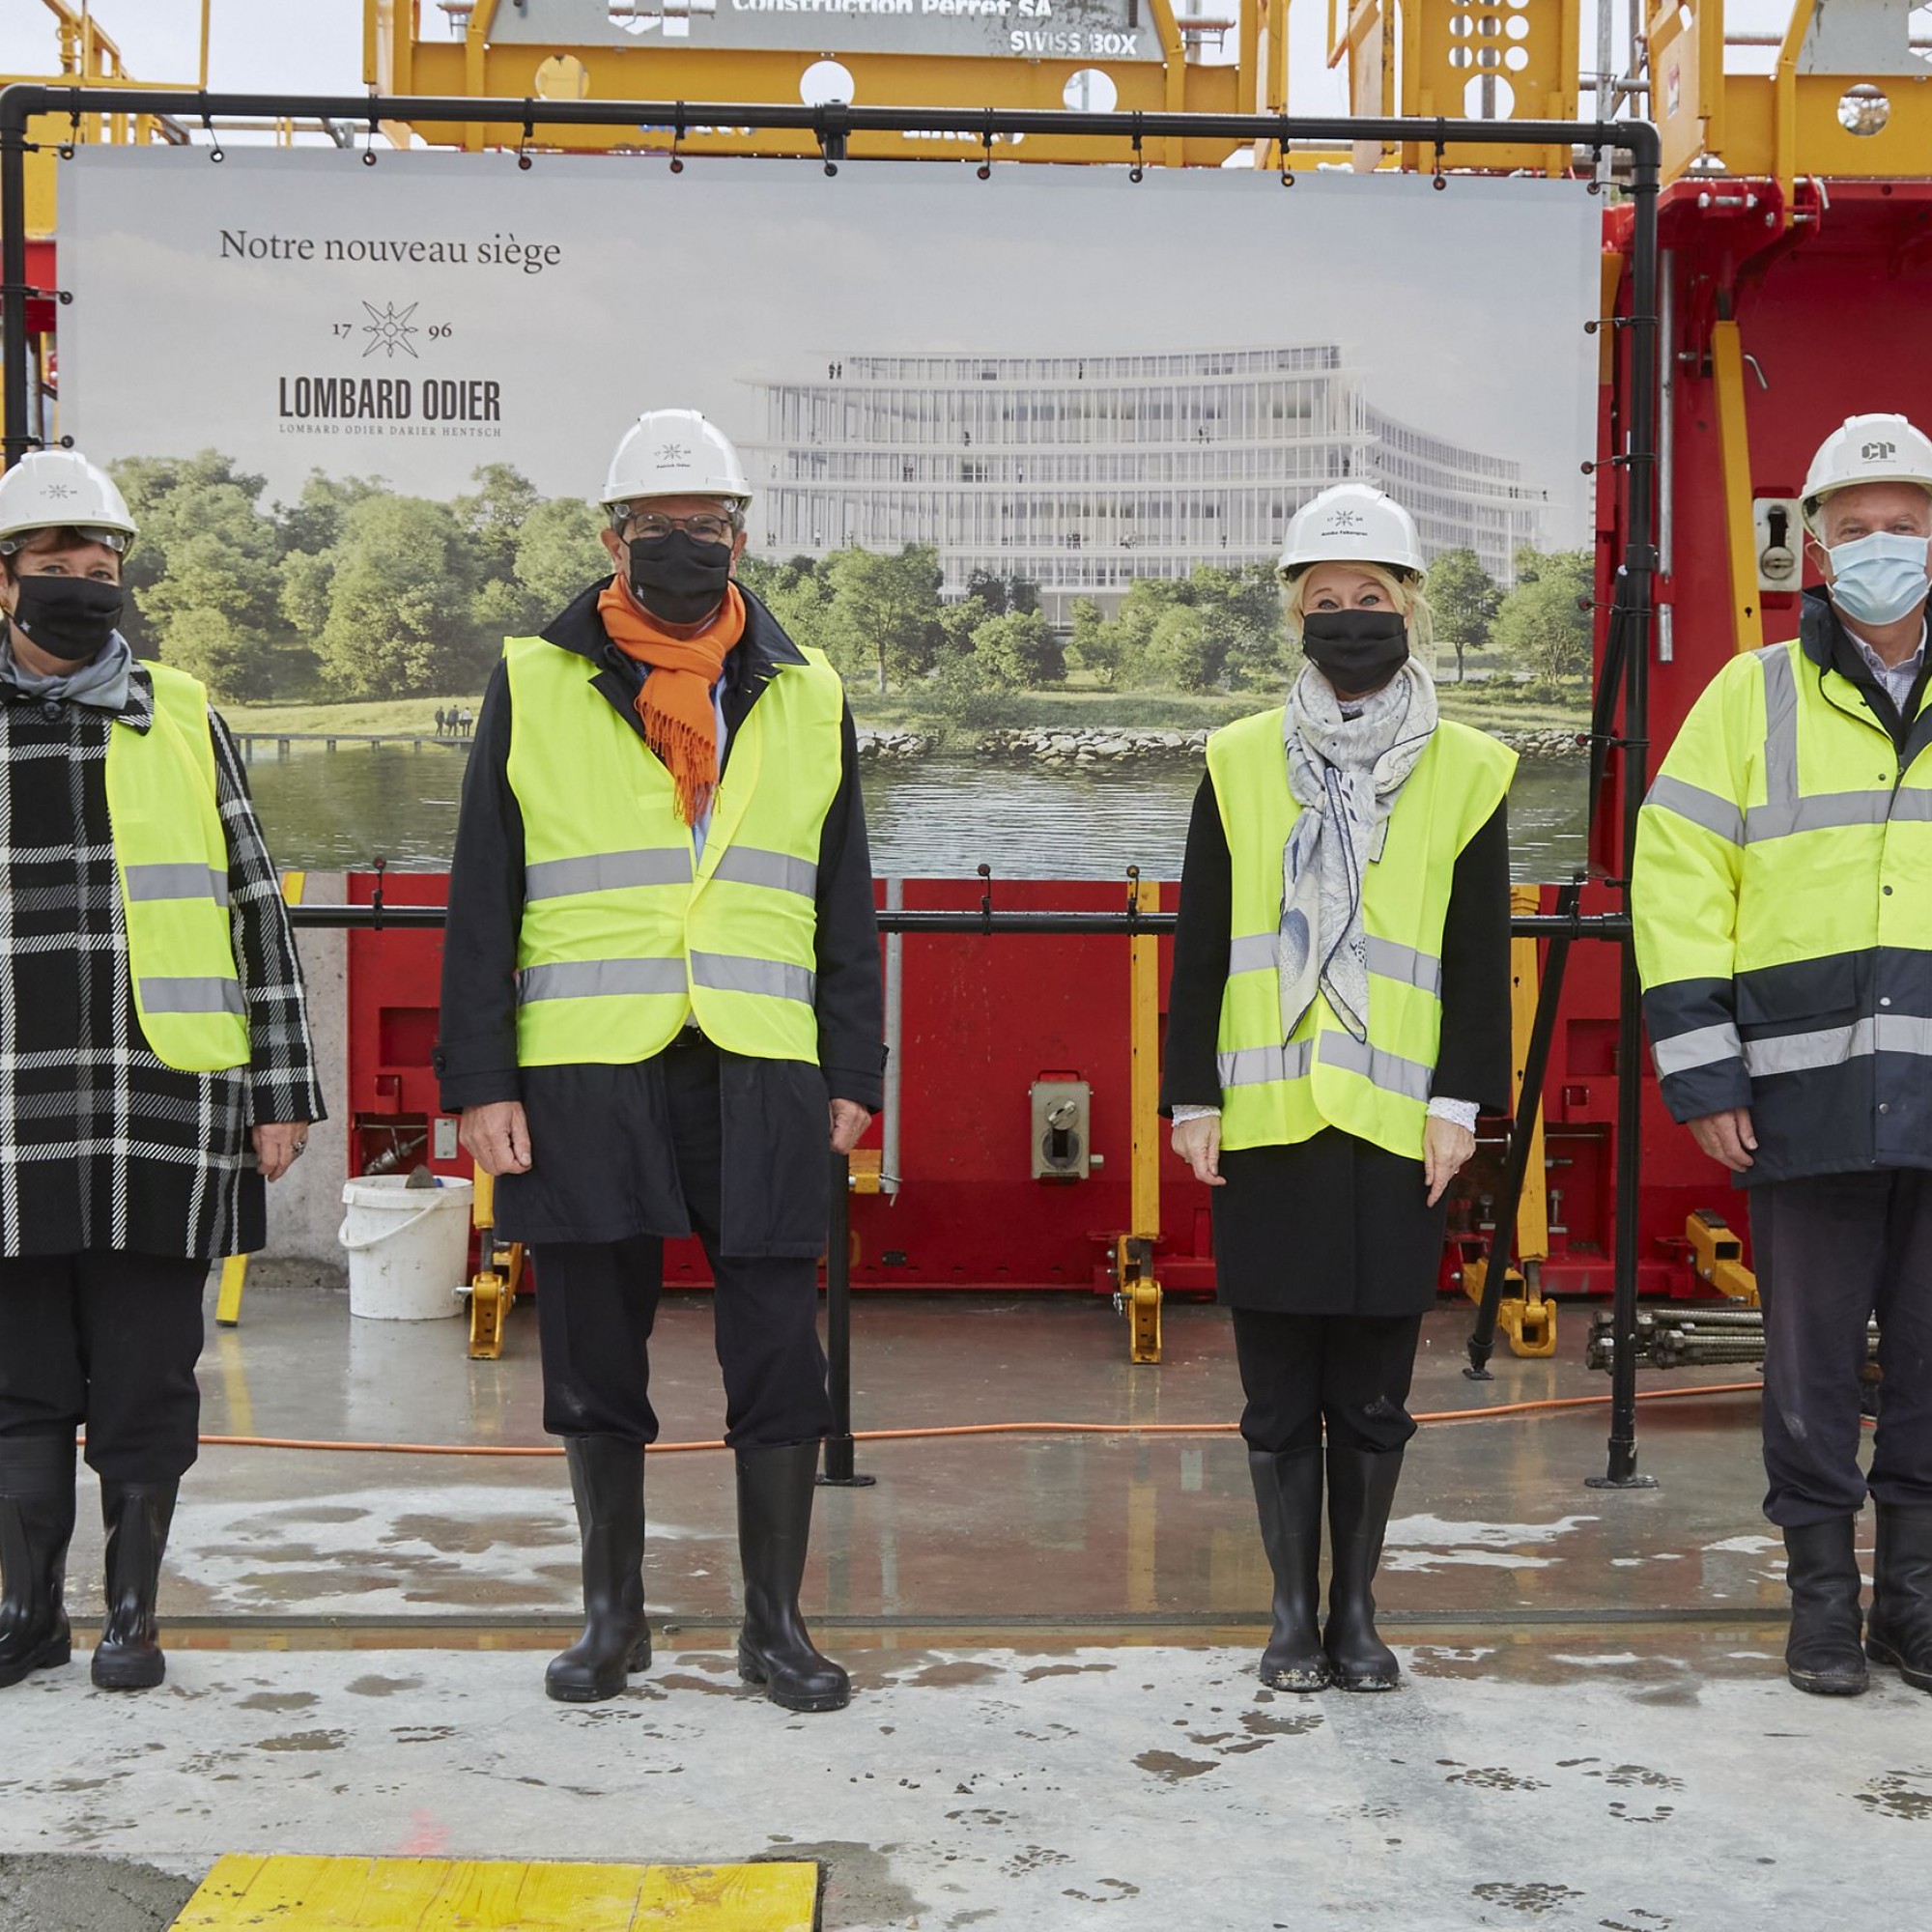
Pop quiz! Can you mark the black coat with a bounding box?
[435,582,884,1258]
[1160,769,1512,1316]
[0,653,326,1262]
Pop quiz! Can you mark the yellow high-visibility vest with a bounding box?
[503,635,845,1068]
[1208,709,1516,1158]
[1634,621,1932,1179]
[105,662,249,1073]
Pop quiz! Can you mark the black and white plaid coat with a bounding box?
[0,657,327,1262]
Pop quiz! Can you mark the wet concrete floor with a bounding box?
[65,1278,1805,1629]
[12,1281,1911,1928]
[7,1639,1930,1929]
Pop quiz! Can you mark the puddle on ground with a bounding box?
[907,1662,1006,1689]
[1133,1750,1218,1782]
[253,1731,349,1752]
[1021,1662,1116,1683]
[236,1691,319,1713]
[1855,1772,1932,1821]
[1242,1708,1322,1737]
[346,1674,423,1698]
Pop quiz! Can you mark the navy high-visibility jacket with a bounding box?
[1634,591,1932,1183]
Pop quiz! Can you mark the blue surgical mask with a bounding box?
[1827,531,1932,625]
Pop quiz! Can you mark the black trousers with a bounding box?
[1750,1169,1932,1527]
[0,1250,209,1483]
[533,1036,831,1450]
[1231,1308,1425,1455]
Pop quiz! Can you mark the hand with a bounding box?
[461,1100,532,1176]
[829,1098,872,1155]
[1423,1116,1476,1208]
[1171,1114,1226,1187]
[1689,1107,1757,1173]
[252,1122,307,1183]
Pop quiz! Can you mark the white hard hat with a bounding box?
[1802,412,1932,530]
[1278,483,1424,582]
[0,449,138,556]
[601,409,751,515]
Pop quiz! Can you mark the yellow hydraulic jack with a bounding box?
[1115,870,1163,1364]
[466,1168,526,1360]
[1685,1208,1759,1305]
[1460,885,1558,1359]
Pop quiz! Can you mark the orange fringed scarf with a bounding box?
[596,580,747,825]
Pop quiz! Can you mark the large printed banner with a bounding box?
[58,148,1601,878]
[63,148,1596,547]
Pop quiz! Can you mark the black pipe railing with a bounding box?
[2,86,1662,1489]
[281,900,1630,941]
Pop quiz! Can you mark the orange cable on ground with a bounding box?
[193,1380,1765,1459]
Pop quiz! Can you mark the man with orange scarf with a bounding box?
[438,412,883,1713]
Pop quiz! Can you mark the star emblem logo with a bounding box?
[361,301,421,360]
[659,441,692,466]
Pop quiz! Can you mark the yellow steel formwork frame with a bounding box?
[1647,1,1932,207]
[1327,0,1580,175]
[366,0,1282,167]
[1710,317,1765,657]
[1460,884,1556,1358]
[2,1,185,239]
[1117,872,1164,1365]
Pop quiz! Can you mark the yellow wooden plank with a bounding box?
[633,1863,820,1931]
[487,1861,647,1926]
[174,1857,820,1930]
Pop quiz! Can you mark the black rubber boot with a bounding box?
[91,1480,177,1691]
[1323,1446,1404,1692]
[0,1437,76,1690]
[1782,1517,1868,1695]
[1865,1503,1932,1694]
[735,1443,849,1714]
[1248,1447,1330,1692]
[545,1436,651,1705]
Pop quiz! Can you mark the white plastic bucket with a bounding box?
[337,1175,473,1321]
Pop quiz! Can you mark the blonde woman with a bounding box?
[1161,484,1516,1691]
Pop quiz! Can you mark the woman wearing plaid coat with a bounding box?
[0,452,325,1694]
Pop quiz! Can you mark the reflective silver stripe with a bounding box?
[1217,1040,1314,1089]
[1647,775,1744,847]
[1651,1021,1744,1079]
[1216,1033,1432,1103]
[1317,1030,1435,1103]
[690,951,815,1005]
[125,863,229,908]
[1744,1020,1874,1078]
[1758,643,1801,809]
[1228,933,1276,977]
[1746,792,1890,842]
[525,850,692,901]
[139,976,243,1017]
[1889,790,1932,824]
[710,846,817,897]
[518,958,688,1004]
[1227,932,1439,993]
[1877,1012,1932,1058]
[1364,936,1444,997]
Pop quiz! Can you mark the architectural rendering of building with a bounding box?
[742,345,1547,620]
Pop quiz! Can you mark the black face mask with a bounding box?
[9,575,127,664]
[1299,610,1410,694]
[626,530,734,627]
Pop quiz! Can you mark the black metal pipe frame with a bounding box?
[1,86,1663,1488]
[280,904,1630,938]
